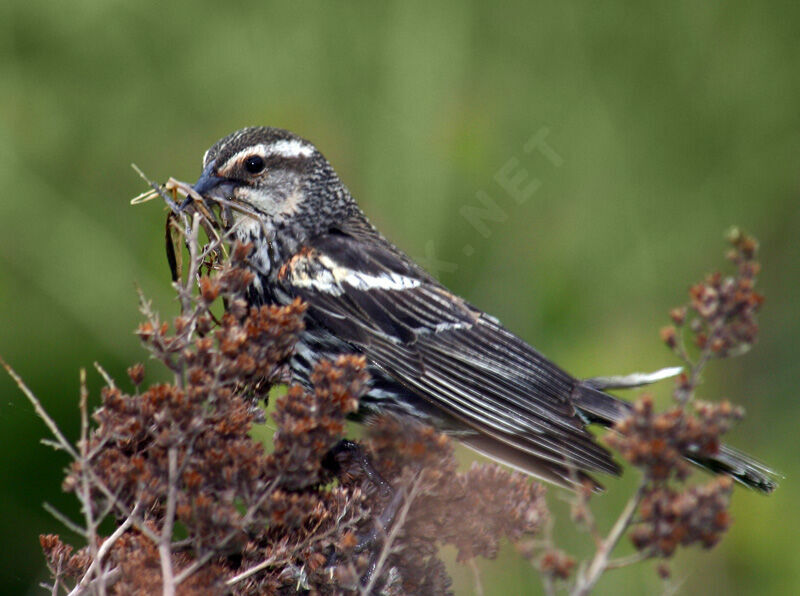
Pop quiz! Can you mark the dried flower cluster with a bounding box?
[661,228,763,403]
[607,395,744,483]
[367,416,548,560]
[538,549,577,581]
[18,177,771,596]
[266,357,367,491]
[605,395,742,570]
[630,477,734,558]
[32,217,549,595]
[591,230,767,582]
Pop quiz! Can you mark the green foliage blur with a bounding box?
[1,1,797,594]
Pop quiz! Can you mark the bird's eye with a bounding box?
[244,155,265,174]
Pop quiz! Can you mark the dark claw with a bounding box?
[323,439,404,587]
[323,439,393,501]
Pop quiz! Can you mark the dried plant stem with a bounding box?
[1,357,79,460]
[93,362,116,390]
[468,557,484,596]
[179,214,202,315]
[159,447,179,596]
[177,489,274,586]
[572,480,647,596]
[224,555,278,587]
[68,504,139,596]
[43,503,87,538]
[674,331,713,405]
[563,486,603,549]
[361,472,425,595]
[673,294,738,405]
[77,369,105,596]
[131,163,182,215]
[224,489,363,589]
[81,569,122,595]
[542,574,556,596]
[604,551,648,570]
[49,573,60,596]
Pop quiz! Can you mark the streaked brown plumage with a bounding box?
[187,126,776,493]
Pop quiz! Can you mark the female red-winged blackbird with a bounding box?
[188,126,775,492]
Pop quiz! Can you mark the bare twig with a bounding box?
[223,484,364,588]
[604,551,649,570]
[78,568,122,595]
[43,503,87,538]
[361,472,425,595]
[224,555,278,587]
[68,503,140,596]
[92,362,116,390]
[79,369,89,451]
[77,369,104,596]
[130,164,182,216]
[542,574,556,596]
[40,438,71,453]
[159,448,178,596]
[468,557,484,596]
[1,357,79,460]
[571,479,647,596]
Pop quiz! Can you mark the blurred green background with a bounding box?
[1,1,798,594]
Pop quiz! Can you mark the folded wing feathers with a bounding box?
[280,232,621,478]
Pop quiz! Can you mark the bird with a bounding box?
[187,126,775,493]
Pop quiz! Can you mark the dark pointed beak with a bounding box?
[180,162,232,210]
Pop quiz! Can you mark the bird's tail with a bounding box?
[573,383,778,494]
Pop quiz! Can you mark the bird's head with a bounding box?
[189,127,353,237]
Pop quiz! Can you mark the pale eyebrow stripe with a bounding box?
[218,140,315,173]
[268,139,315,159]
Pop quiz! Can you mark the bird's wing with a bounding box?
[276,228,621,480]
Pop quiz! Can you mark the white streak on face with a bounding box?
[218,140,315,175]
[278,189,304,215]
[234,176,303,217]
